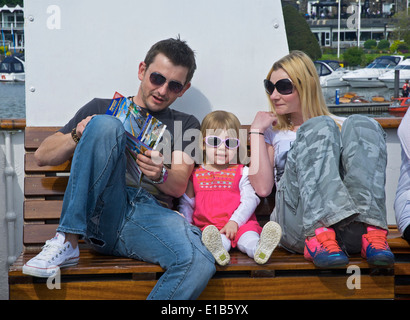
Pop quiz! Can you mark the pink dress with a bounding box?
[191,164,262,247]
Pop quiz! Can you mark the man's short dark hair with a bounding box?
[144,37,197,84]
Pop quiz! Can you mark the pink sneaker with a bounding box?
[304,227,349,268]
[361,226,394,266]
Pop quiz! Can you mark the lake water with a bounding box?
[0,82,25,119]
[0,82,400,119]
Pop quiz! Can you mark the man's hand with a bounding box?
[75,115,95,139]
[136,150,164,182]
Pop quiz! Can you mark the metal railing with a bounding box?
[0,119,25,266]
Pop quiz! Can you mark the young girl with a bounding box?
[179,110,282,266]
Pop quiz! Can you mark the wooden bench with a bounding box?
[8,120,410,300]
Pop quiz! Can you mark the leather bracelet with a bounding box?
[248,131,264,136]
[71,128,80,143]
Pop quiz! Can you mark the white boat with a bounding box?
[0,55,25,82]
[314,60,349,87]
[341,55,404,88]
[378,58,410,89]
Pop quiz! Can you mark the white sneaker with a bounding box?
[202,225,230,266]
[254,221,282,264]
[23,232,80,278]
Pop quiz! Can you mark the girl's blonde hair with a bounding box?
[266,50,332,131]
[200,110,245,164]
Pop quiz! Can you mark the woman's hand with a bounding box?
[250,111,277,132]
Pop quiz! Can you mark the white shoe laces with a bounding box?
[36,240,69,263]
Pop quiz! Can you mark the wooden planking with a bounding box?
[9,250,162,277]
[25,126,61,150]
[23,224,60,245]
[200,275,394,300]
[9,274,394,300]
[25,176,68,196]
[0,118,26,130]
[375,117,402,129]
[9,247,371,276]
[24,200,63,220]
[25,152,71,173]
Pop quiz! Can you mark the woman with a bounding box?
[249,50,394,268]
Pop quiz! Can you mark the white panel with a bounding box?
[24,0,288,126]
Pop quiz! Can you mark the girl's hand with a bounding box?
[220,221,238,240]
[250,111,277,132]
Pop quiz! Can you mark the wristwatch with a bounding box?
[151,166,168,184]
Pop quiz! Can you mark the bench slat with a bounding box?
[25,176,68,196]
[9,274,394,300]
[24,200,62,220]
[25,153,71,173]
[25,127,61,150]
[23,224,59,245]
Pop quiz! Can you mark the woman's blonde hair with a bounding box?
[266,50,331,130]
[200,110,245,164]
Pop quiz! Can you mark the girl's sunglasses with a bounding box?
[204,136,240,149]
[149,72,184,94]
[264,78,294,95]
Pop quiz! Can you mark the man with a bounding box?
[403,80,409,98]
[22,38,216,300]
[395,108,410,242]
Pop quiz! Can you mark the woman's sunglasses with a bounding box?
[149,72,184,94]
[264,78,294,95]
[204,136,240,150]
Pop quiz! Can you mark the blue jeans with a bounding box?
[57,115,215,299]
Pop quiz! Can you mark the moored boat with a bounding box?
[379,58,410,89]
[0,55,25,82]
[314,60,349,87]
[388,97,410,116]
[341,55,404,88]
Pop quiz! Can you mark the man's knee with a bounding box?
[85,114,124,138]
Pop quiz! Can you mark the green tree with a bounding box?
[343,47,365,67]
[377,39,390,50]
[0,0,23,6]
[282,5,322,60]
[364,39,377,50]
[392,10,410,46]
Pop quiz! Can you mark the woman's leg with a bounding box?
[340,114,388,229]
[274,116,357,253]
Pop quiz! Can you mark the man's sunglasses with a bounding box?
[204,136,240,150]
[149,72,184,94]
[264,78,294,95]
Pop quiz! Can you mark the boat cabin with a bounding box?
[0,55,25,82]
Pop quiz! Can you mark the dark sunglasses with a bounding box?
[149,72,184,94]
[264,78,294,95]
[204,136,240,150]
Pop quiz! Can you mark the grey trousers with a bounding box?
[272,115,388,254]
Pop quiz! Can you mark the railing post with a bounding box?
[2,131,17,265]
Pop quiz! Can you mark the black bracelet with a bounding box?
[248,131,264,136]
